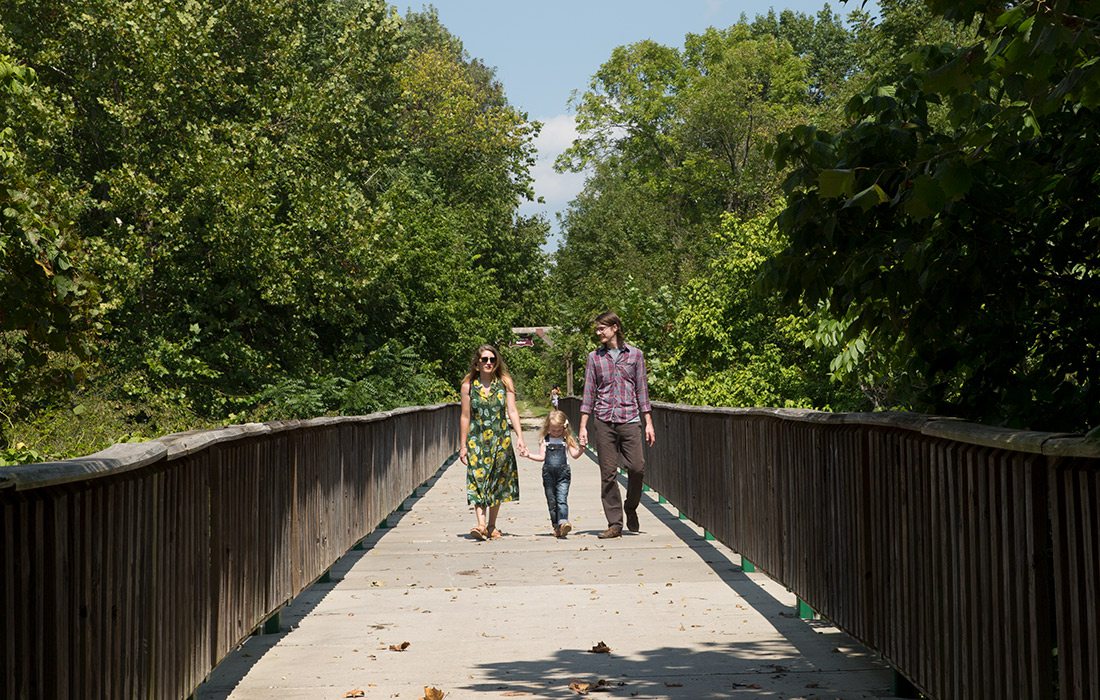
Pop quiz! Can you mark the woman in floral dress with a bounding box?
[458,344,528,540]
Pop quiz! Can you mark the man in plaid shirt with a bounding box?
[578,311,656,539]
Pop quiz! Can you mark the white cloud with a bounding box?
[524,113,587,213]
[534,113,581,154]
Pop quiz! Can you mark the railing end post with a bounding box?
[741,556,755,573]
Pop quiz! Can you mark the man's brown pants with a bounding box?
[590,417,645,529]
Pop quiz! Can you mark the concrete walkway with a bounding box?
[198,423,896,699]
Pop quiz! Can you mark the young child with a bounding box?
[527,410,584,537]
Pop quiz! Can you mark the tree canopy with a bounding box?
[0,0,548,457]
[768,0,1100,430]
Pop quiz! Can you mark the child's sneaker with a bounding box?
[558,521,572,537]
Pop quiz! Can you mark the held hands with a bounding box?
[578,427,588,447]
[516,442,529,458]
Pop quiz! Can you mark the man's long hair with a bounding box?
[594,311,625,347]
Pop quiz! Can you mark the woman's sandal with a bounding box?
[489,528,502,540]
[470,526,488,541]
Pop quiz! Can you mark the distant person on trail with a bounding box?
[459,344,528,541]
[550,385,561,410]
[525,410,583,538]
[577,311,656,539]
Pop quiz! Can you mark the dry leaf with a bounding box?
[422,687,445,700]
[343,690,365,698]
[571,679,614,694]
[388,641,411,651]
[588,641,611,654]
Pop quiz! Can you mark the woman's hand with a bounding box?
[516,442,529,458]
[459,445,468,465]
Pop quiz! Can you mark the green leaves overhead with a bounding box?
[767,0,1100,430]
[0,0,546,448]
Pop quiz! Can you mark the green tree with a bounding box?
[666,209,860,409]
[1,1,548,459]
[0,51,100,431]
[768,0,1100,430]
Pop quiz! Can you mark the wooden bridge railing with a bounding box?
[0,404,459,699]
[562,397,1099,700]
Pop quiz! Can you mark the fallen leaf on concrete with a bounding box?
[569,679,614,695]
[588,641,611,654]
[422,687,446,700]
[388,641,411,651]
[570,681,591,694]
[343,690,365,698]
[370,580,385,587]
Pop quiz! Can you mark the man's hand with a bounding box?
[578,427,588,447]
[645,424,656,447]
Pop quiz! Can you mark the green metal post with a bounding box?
[797,598,813,619]
[319,568,332,584]
[678,510,688,520]
[642,484,651,492]
[704,530,716,541]
[741,557,755,573]
[658,495,667,504]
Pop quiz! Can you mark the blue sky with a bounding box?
[400,1,876,245]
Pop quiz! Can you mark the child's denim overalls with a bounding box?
[542,437,571,527]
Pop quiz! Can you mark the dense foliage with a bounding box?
[550,4,878,408]
[768,0,1100,430]
[550,0,1098,433]
[5,0,1096,460]
[0,1,547,458]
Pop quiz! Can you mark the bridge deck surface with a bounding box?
[198,424,895,699]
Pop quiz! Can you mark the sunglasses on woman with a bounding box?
[479,356,496,364]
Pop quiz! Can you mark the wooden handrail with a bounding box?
[560,397,1099,700]
[0,404,460,699]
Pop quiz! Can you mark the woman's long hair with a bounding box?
[461,343,515,391]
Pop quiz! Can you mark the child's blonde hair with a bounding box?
[539,410,579,449]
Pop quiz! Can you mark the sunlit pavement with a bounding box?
[197,423,897,700]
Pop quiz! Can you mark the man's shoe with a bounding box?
[597,525,622,539]
[626,510,640,533]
